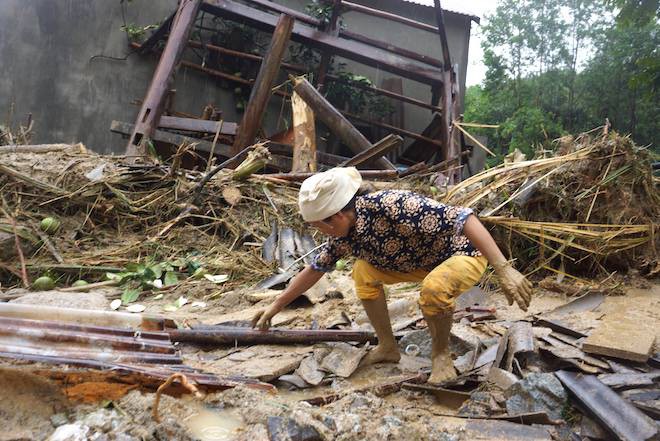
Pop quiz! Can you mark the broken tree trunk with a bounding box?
[291,76,395,170]
[169,327,377,346]
[125,0,202,159]
[232,14,294,155]
[291,91,317,172]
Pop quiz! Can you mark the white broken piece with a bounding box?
[126,304,146,313]
[110,299,121,310]
[84,163,106,182]
[204,274,230,284]
[192,301,207,308]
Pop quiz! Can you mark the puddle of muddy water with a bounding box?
[184,407,245,441]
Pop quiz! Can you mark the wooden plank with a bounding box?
[263,170,398,182]
[233,14,294,154]
[315,0,342,92]
[556,370,658,441]
[292,76,395,170]
[201,0,444,86]
[291,91,317,172]
[344,111,443,148]
[125,0,202,158]
[340,134,402,167]
[158,116,237,135]
[583,314,655,363]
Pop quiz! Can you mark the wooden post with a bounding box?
[125,0,202,158]
[232,14,294,155]
[292,76,395,170]
[291,91,317,172]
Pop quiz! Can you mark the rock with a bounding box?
[398,329,432,358]
[10,291,108,310]
[266,416,322,441]
[47,424,89,441]
[349,395,372,411]
[50,413,69,428]
[82,410,112,432]
[295,355,325,386]
[278,374,308,389]
[487,367,519,390]
[504,373,567,420]
[457,391,502,417]
[320,342,366,377]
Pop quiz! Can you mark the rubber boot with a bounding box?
[423,311,457,384]
[359,288,401,366]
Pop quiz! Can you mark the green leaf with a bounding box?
[121,288,140,305]
[149,264,163,279]
[164,271,178,286]
[125,263,141,273]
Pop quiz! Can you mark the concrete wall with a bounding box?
[0,0,474,156]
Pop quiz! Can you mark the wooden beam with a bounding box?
[125,0,202,158]
[158,116,237,135]
[292,77,395,170]
[200,0,444,86]
[291,91,317,172]
[187,40,307,73]
[340,134,402,167]
[232,14,294,154]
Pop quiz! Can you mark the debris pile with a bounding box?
[445,131,659,275]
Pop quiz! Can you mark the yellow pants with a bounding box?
[352,255,488,315]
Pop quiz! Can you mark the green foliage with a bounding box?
[325,72,395,118]
[120,23,157,42]
[466,0,658,158]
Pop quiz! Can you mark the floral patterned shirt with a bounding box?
[311,190,481,273]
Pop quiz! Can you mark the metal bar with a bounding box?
[188,40,442,112]
[0,343,183,364]
[0,316,170,340]
[169,327,377,345]
[340,134,403,167]
[200,0,444,86]
[159,115,237,135]
[0,324,174,354]
[126,0,202,157]
[292,76,395,170]
[232,14,294,154]
[326,74,443,112]
[342,0,438,34]
[262,169,398,182]
[556,370,658,441]
[343,111,443,147]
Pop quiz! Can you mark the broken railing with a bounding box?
[118,0,472,181]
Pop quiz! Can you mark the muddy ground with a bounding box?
[1,267,658,441]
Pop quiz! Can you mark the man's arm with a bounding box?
[252,265,324,329]
[463,214,533,311]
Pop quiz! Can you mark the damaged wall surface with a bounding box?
[0,0,475,155]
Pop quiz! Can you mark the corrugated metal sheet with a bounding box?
[0,316,274,392]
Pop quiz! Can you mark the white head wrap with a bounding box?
[298,167,362,222]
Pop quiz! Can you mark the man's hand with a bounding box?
[251,303,282,330]
[493,262,532,311]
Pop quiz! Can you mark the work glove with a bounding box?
[251,303,281,330]
[492,262,533,311]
